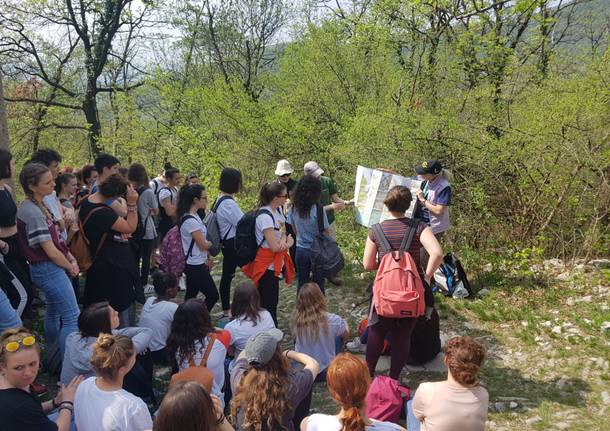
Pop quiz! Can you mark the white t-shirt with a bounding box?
[176,336,227,400]
[295,313,346,371]
[180,214,208,265]
[138,297,178,351]
[158,187,176,205]
[215,196,243,240]
[303,414,405,431]
[74,376,153,431]
[225,309,275,359]
[255,206,285,270]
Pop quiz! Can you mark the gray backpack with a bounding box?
[203,195,233,257]
[310,204,344,278]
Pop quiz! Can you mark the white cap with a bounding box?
[275,160,294,176]
[303,161,324,178]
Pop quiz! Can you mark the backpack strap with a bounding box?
[199,333,217,367]
[315,203,325,234]
[179,214,197,257]
[372,223,391,254]
[79,205,110,259]
[157,186,171,206]
[399,217,420,253]
[213,195,234,242]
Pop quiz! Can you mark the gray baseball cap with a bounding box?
[244,328,284,366]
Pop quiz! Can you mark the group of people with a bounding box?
[0,149,488,431]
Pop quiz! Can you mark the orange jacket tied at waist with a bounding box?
[241,247,295,286]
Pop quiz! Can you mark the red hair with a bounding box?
[326,353,371,431]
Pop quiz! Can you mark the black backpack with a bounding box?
[234,208,274,267]
[310,203,344,279]
[407,307,441,365]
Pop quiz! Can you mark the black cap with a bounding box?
[415,159,442,175]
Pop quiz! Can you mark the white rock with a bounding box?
[601,391,610,405]
[573,263,585,272]
[552,326,562,334]
[556,271,570,281]
[494,402,507,412]
[556,422,570,430]
[483,263,493,272]
[477,288,490,297]
[601,321,610,331]
[525,416,541,425]
[578,295,592,303]
[543,258,564,269]
[566,297,575,306]
[509,401,518,409]
[590,259,610,269]
[556,377,568,388]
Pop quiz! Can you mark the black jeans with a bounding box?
[137,239,155,286]
[295,247,325,294]
[366,316,417,380]
[258,270,279,325]
[184,263,219,312]
[219,237,238,312]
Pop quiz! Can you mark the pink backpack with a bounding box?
[372,219,425,318]
[366,376,410,423]
[157,215,196,276]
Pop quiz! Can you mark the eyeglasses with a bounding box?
[279,173,291,177]
[2,336,36,353]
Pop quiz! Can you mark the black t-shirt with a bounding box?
[79,199,126,259]
[0,388,57,431]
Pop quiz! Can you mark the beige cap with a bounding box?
[303,161,324,177]
[275,159,294,176]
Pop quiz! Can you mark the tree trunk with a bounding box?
[0,74,16,193]
[83,83,102,157]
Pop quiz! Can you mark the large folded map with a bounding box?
[352,166,422,228]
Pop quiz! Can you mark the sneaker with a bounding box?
[179,277,186,291]
[346,337,365,353]
[144,284,155,295]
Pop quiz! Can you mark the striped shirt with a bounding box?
[368,218,426,269]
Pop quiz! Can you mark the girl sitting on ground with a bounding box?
[230,328,319,431]
[301,352,406,431]
[60,301,153,400]
[74,334,153,431]
[138,270,179,365]
[406,336,489,431]
[166,298,229,403]
[154,380,234,431]
[224,281,276,364]
[0,327,83,431]
[291,282,349,380]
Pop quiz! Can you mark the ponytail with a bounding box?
[340,405,366,431]
[176,184,205,221]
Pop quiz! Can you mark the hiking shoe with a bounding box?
[179,277,187,291]
[346,337,365,353]
[144,284,155,295]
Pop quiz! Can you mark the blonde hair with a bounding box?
[231,345,291,431]
[90,334,134,380]
[291,283,328,342]
[0,327,39,367]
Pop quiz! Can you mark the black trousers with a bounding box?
[258,270,279,325]
[137,239,155,286]
[184,263,219,312]
[219,237,238,312]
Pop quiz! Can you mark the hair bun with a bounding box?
[96,333,115,349]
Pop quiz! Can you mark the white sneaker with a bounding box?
[346,337,365,353]
[144,284,155,295]
[179,277,186,291]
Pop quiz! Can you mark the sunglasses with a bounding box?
[2,336,36,353]
[279,173,291,177]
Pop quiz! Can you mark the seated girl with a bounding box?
[74,334,153,431]
[138,270,179,365]
[301,352,406,431]
[0,327,82,431]
[406,336,489,431]
[224,281,275,366]
[166,298,228,402]
[291,282,349,380]
[60,302,153,400]
[230,328,319,431]
[154,381,234,431]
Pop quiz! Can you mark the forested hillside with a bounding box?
[1,0,608,261]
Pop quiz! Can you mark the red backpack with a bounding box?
[157,215,196,276]
[372,219,425,319]
[366,375,410,423]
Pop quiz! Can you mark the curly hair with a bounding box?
[166,299,214,368]
[231,344,292,431]
[445,336,485,387]
[291,283,329,343]
[98,173,127,198]
[292,175,322,218]
[326,353,371,431]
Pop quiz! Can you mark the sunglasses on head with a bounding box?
[2,336,36,353]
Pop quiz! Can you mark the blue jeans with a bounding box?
[30,261,79,356]
[406,398,420,431]
[0,287,21,331]
[295,247,325,293]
